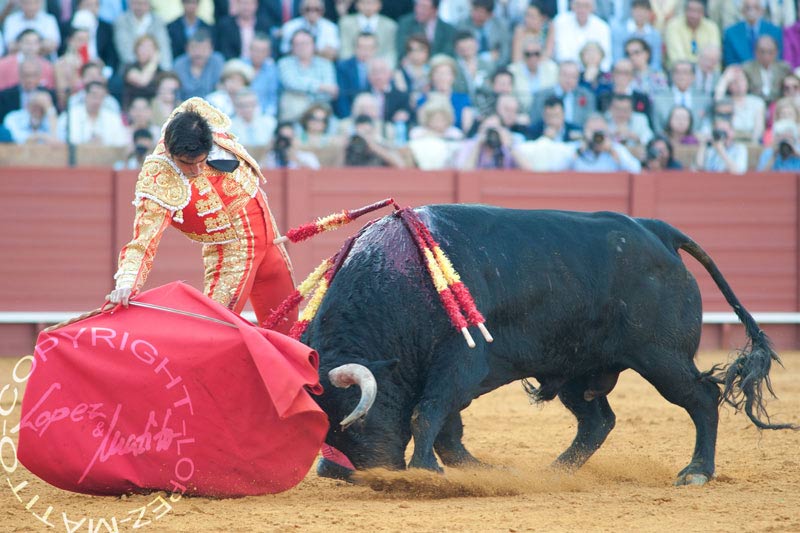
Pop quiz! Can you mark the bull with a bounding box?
[305,205,796,486]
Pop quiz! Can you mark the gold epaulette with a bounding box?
[134,155,190,212]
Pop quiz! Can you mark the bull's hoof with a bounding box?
[317,458,355,482]
[674,473,710,486]
[408,458,444,473]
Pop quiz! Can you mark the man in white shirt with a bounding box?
[3,0,60,55]
[696,115,748,173]
[552,0,612,71]
[57,81,128,146]
[568,113,642,172]
[279,0,340,61]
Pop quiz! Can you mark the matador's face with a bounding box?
[171,153,208,178]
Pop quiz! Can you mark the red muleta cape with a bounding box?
[17,282,328,497]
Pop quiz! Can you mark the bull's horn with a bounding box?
[328,364,377,429]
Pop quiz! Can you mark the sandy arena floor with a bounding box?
[1,351,799,533]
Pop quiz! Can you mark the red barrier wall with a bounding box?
[0,167,114,310]
[2,168,799,354]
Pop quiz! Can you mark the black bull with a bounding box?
[304,205,797,485]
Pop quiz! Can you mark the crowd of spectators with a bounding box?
[2,0,800,172]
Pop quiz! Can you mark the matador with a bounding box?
[108,97,296,333]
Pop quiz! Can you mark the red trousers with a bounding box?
[203,193,297,334]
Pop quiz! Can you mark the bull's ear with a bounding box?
[366,358,399,378]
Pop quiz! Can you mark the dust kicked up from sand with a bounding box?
[354,454,674,499]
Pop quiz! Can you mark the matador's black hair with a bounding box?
[164,110,213,159]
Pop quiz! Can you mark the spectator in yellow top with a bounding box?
[664,0,721,68]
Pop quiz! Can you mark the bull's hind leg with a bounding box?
[633,354,720,485]
[554,377,617,469]
[434,410,482,467]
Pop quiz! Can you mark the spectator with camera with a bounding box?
[606,93,653,149]
[695,115,748,173]
[343,114,406,167]
[455,115,519,170]
[490,93,529,142]
[262,121,321,170]
[757,119,800,171]
[642,135,682,170]
[114,127,154,170]
[567,113,642,172]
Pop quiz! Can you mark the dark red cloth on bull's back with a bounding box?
[17,282,328,497]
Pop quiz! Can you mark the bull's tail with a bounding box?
[639,218,798,431]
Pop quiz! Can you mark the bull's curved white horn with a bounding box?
[328,363,377,429]
[273,235,289,245]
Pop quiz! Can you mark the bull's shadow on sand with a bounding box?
[350,455,674,499]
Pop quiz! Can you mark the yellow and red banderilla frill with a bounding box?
[269,199,492,347]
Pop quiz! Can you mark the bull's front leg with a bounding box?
[409,342,489,472]
[409,398,448,471]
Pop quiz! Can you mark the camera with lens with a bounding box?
[274,133,292,167]
[483,127,506,168]
[588,130,607,152]
[645,144,661,161]
[711,129,727,142]
[345,133,369,162]
[345,133,384,166]
[484,127,502,150]
[778,140,795,159]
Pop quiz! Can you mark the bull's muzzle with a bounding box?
[328,364,377,429]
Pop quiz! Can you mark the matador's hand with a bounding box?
[106,287,133,308]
